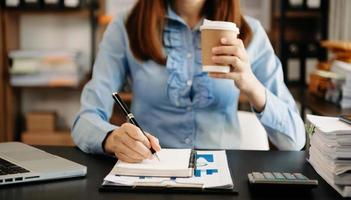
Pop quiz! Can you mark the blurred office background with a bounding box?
[0,0,351,147]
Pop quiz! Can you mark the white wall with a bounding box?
[105,0,136,18]
[241,0,271,31]
[328,0,351,41]
[288,59,318,83]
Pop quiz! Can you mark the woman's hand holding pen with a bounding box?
[208,37,266,113]
[104,123,161,163]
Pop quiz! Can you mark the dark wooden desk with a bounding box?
[0,147,344,200]
[289,86,351,118]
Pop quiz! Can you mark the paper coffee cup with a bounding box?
[200,19,240,73]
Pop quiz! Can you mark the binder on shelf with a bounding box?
[307,0,321,9]
[43,0,62,9]
[22,0,42,9]
[63,0,81,8]
[288,0,304,8]
[5,0,21,8]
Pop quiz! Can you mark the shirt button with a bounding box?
[184,138,192,144]
[187,80,192,86]
[187,53,192,59]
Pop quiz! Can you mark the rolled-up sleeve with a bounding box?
[246,17,306,150]
[71,16,129,154]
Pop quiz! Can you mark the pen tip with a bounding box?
[155,153,160,161]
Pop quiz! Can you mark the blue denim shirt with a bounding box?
[72,8,306,154]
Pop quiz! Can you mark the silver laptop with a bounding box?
[0,142,87,185]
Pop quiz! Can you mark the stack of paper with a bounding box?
[330,61,351,108]
[8,50,85,87]
[102,150,234,191]
[307,115,351,197]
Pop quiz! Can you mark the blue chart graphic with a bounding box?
[194,154,218,177]
[196,154,214,162]
[194,169,218,177]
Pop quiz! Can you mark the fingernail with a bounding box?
[212,56,216,61]
[221,38,227,44]
[212,47,217,53]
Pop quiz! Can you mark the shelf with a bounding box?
[11,74,91,90]
[273,11,321,19]
[0,0,105,143]
[5,9,92,18]
[21,131,75,146]
[0,13,5,142]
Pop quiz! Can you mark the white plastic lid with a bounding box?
[200,19,239,33]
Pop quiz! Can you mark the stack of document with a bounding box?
[330,61,351,108]
[307,114,351,197]
[101,149,234,192]
[9,50,85,87]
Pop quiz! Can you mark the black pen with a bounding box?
[112,92,160,161]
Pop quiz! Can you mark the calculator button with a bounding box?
[293,173,308,180]
[283,173,296,180]
[252,172,265,179]
[273,172,286,179]
[263,172,275,179]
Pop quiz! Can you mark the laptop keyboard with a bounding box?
[0,158,30,176]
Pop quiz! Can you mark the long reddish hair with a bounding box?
[126,0,253,65]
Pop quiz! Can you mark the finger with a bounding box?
[117,138,151,160]
[212,55,243,69]
[212,46,247,61]
[146,133,161,152]
[221,37,245,49]
[212,56,244,72]
[116,152,143,163]
[123,123,151,148]
[208,72,241,80]
[120,133,152,159]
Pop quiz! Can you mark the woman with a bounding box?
[72,0,306,162]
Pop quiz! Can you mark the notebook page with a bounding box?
[116,149,191,170]
[104,150,233,189]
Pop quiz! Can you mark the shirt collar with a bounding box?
[165,5,204,31]
[166,5,187,25]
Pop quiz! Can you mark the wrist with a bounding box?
[241,74,260,97]
[244,78,266,112]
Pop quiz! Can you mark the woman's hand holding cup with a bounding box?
[207,36,267,113]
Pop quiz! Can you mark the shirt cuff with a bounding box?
[101,130,114,154]
[72,114,118,155]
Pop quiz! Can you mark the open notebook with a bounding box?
[101,150,235,193]
[111,149,195,177]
